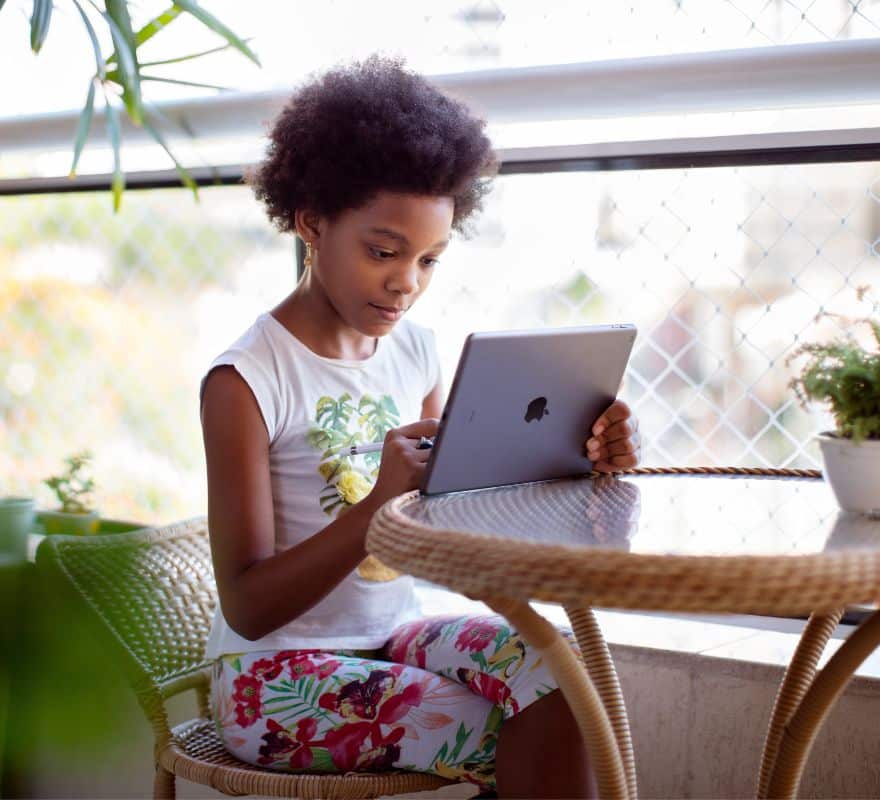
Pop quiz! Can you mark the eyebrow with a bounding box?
[368,227,449,249]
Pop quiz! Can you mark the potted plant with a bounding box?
[41,451,100,535]
[788,287,880,516]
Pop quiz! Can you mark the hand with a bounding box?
[584,400,641,472]
[368,418,440,507]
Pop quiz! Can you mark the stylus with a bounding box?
[343,436,434,457]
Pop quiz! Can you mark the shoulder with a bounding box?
[203,314,289,382]
[200,314,288,440]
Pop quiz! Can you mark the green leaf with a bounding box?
[105,100,124,212]
[140,75,231,92]
[432,741,449,766]
[105,6,183,65]
[172,0,260,66]
[309,747,335,772]
[72,0,104,78]
[133,5,181,48]
[69,81,96,177]
[30,0,53,53]
[103,0,143,125]
[142,114,199,200]
[450,722,472,762]
[140,39,246,67]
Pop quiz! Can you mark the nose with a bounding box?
[386,259,420,296]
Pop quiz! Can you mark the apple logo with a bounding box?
[524,396,549,422]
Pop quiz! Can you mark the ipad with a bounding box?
[421,324,637,495]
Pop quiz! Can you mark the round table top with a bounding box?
[365,471,880,615]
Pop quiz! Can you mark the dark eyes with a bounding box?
[369,246,395,260]
[368,246,439,268]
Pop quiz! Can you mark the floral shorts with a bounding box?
[211,614,578,788]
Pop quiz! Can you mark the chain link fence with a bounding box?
[2,156,878,522]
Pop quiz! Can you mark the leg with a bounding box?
[383,613,603,799]
[495,689,596,799]
[210,650,500,790]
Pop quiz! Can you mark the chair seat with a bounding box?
[158,717,456,799]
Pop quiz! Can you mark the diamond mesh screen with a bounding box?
[2,159,878,522]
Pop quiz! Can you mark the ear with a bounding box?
[293,210,323,247]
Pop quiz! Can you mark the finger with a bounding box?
[393,418,440,439]
[608,452,640,468]
[588,438,637,460]
[587,419,634,447]
[412,448,433,464]
[593,452,639,472]
[593,429,641,454]
[591,399,632,436]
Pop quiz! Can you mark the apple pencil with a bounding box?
[343,436,434,457]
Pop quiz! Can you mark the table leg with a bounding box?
[483,595,629,800]
[756,609,843,799]
[766,609,880,799]
[564,605,638,800]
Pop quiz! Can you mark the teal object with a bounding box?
[0,497,35,561]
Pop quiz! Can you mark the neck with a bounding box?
[271,277,377,361]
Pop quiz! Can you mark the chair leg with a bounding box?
[154,763,176,800]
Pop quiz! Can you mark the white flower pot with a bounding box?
[817,433,880,517]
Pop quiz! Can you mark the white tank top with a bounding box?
[200,312,439,656]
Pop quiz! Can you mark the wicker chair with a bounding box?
[35,517,456,799]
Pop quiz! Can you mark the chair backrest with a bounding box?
[36,517,216,701]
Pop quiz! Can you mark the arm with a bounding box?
[201,366,437,641]
[421,379,444,420]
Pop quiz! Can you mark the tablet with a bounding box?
[421,324,637,495]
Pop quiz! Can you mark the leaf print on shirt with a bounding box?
[357,394,401,475]
[307,394,357,459]
[307,392,401,517]
[307,391,402,581]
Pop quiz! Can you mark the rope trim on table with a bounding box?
[367,467,877,617]
[602,465,822,479]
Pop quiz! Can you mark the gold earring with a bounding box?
[304,242,314,270]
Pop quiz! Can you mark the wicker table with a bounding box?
[365,468,880,800]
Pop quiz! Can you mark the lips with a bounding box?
[369,303,406,321]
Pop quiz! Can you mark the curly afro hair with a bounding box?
[250,55,497,235]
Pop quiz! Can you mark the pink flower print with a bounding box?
[456,667,520,716]
[385,616,455,668]
[232,673,263,728]
[234,702,262,728]
[257,718,317,769]
[232,673,262,704]
[283,652,341,680]
[323,721,373,771]
[249,658,282,682]
[318,670,423,724]
[316,658,342,679]
[454,618,500,653]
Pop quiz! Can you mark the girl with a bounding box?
[200,56,641,798]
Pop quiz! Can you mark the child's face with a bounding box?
[313,191,453,336]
